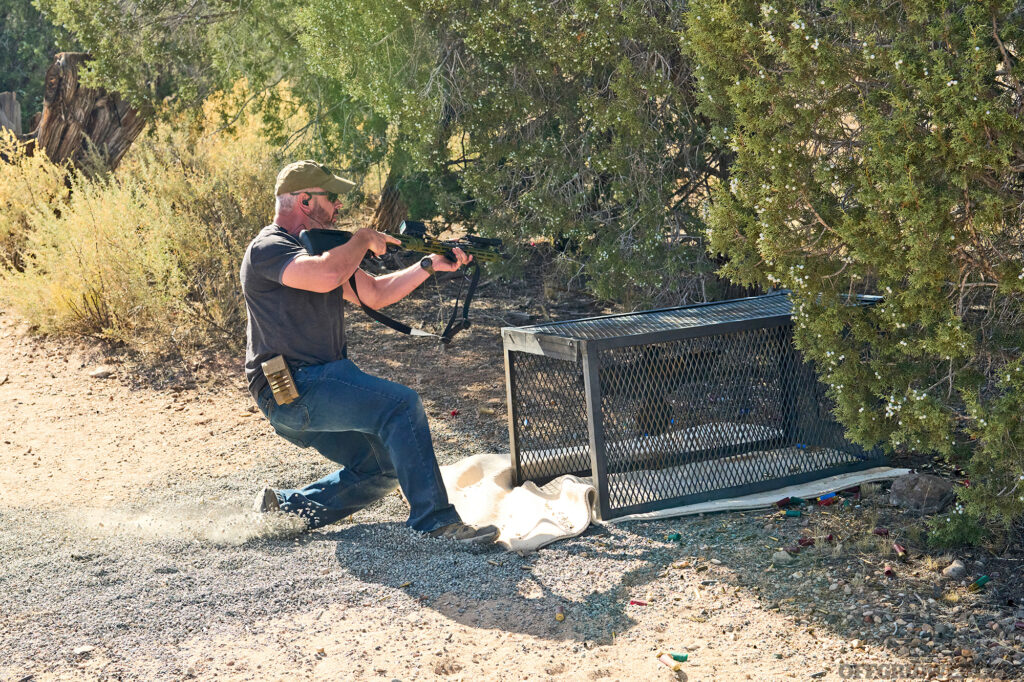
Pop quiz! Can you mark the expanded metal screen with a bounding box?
[502,291,884,520]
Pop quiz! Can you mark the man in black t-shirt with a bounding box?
[240,160,497,544]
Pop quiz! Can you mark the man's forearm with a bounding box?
[360,259,433,309]
[320,233,372,287]
[282,231,370,293]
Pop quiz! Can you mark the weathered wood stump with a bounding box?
[0,92,22,136]
[370,171,408,233]
[35,52,145,171]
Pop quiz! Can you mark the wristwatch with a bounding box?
[419,256,436,275]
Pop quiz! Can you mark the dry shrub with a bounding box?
[2,175,188,347]
[0,85,296,357]
[0,130,71,270]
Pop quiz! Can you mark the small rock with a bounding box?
[73,645,95,656]
[772,550,795,565]
[88,365,115,379]
[851,639,862,649]
[889,473,955,515]
[943,560,967,579]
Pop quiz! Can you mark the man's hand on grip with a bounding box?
[355,228,401,256]
[430,248,473,273]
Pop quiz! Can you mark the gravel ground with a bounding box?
[2,281,1023,681]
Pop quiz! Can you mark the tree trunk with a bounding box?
[370,170,408,233]
[35,52,145,172]
[0,92,22,136]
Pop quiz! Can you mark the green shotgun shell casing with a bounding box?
[670,652,688,662]
[785,509,802,517]
[667,532,681,541]
[969,575,990,591]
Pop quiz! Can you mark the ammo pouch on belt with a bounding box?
[261,355,299,405]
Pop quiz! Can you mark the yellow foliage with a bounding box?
[0,130,71,269]
[0,84,304,357]
[3,175,188,349]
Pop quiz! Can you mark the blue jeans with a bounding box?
[255,358,461,533]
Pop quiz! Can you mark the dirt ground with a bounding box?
[1,276,1022,682]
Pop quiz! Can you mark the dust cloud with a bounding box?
[74,504,306,546]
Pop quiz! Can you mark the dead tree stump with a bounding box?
[0,92,22,136]
[370,171,408,233]
[35,52,145,171]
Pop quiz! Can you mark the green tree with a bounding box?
[37,0,383,170]
[0,0,75,129]
[686,1,1024,532]
[46,0,732,305]
[304,0,732,305]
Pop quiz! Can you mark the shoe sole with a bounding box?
[456,530,499,545]
[254,488,280,513]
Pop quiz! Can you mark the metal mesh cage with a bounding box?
[503,292,884,519]
[506,351,591,481]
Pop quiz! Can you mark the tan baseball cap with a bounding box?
[274,160,357,196]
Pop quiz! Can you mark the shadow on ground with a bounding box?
[324,520,681,643]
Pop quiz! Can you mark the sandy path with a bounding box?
[0,307,997,681]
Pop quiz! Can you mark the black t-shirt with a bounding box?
[240,225,346,400]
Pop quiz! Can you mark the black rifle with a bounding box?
[298,220,505,345]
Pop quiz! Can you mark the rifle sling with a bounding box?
[440,261,480,344]
[347,261,480,345]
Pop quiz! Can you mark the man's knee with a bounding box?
[375,383,427,439]
[394,384,425,416]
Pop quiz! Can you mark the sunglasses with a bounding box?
[292,190,340,203]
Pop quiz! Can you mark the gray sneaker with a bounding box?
[428,522,499,544]
[253,487,281,513]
